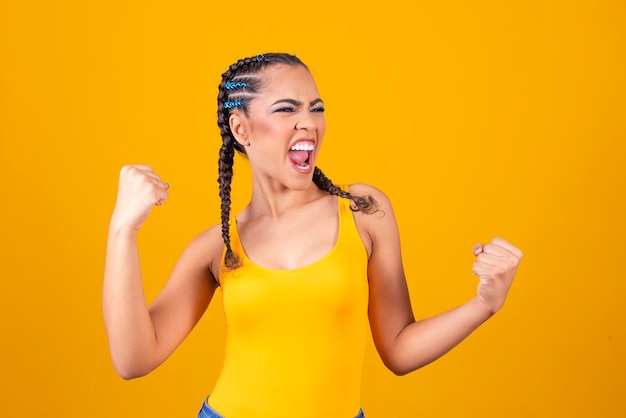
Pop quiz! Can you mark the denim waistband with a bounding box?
[198,397,365,418]
[198,398,223,418]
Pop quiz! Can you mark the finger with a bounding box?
[121,165,161,184]
[123,164,164,181]
[491,237,523,260]
[130,164,154,172]
[473,244,484,256]
[476,252,506,267]
[121,164,153,176]
[482,243,514,258]
[472,261,492,278]
[142,171,162,182]
[154,189,169,206]
[152,180,169,192]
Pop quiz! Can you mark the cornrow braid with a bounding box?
[217,53,308,270]
[312,167,378,214]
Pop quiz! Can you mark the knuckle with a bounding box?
[128,166,142,178]
[120,165,132,176]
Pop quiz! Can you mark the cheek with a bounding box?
[318,119,326,138]
[247,118,290,164]
[249,117,275,136]
[250,116,293,139]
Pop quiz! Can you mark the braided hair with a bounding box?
[217,53,377,270]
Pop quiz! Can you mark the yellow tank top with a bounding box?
[208,193,369,418]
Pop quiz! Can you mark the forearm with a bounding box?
[102,225,158,378]
[391,296,493,375]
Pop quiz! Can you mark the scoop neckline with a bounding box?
[232,195,343,273]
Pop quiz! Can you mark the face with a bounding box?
[229,64,326,190]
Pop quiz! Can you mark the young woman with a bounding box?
[103,53,522,418]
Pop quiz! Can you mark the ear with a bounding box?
[229,112,250,147]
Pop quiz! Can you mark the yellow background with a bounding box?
[1,0,624,417]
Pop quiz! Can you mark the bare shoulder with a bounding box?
[183,224,225,281]
[347,183,399,258]
[347,182,395,217]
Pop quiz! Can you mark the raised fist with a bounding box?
[110,165,170,232]
[472,237,523,314]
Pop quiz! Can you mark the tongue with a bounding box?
[288,150,309,165]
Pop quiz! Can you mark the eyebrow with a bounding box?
[271,98,324,107]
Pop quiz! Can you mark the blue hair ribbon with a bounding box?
[225,81,247,90]
[224,101,242,109]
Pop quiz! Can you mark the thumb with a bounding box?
[473,243,484,256]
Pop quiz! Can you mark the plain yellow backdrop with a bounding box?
[1,0,624,417]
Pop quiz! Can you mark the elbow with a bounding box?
[390,366,411,377]
[385,362,416,377]
[380,350,432,376]
[116,366,148,380]
[110,353,154,380]
[381,355,419,376]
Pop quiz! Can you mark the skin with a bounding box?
[103,64,523,380]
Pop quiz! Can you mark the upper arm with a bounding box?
[350,184,415,371]
[146,225,222,364]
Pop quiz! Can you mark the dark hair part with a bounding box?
[217,53,377,271]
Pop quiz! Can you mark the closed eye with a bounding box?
[274,107,296,113]
[311,107,325,113]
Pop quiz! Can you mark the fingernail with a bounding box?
[473,245,482,255]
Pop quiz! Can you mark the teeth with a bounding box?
[290,143,314,151]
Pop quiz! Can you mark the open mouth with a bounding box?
[288,142,314,171]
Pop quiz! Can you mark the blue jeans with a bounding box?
[198,397,365,418]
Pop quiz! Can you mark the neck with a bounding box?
[246,176,326,219]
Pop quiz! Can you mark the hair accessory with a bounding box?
[225,81,247,90]
[256,54,265,62]
[224,101,242,109]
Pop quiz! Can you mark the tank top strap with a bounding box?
[228,215,242,254]
[337,184,365,252]
[218,216,243,277]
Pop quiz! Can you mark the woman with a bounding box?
[103,53,522,418]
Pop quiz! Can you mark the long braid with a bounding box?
[216,58,256,270]
[312,167,378,214]
[217,53,307,270]
[217,128,238,269]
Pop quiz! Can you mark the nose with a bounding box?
[295,111,316,131]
